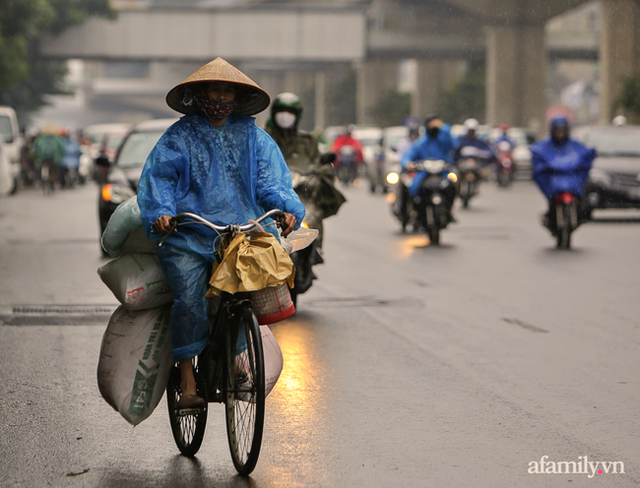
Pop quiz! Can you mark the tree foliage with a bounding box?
[436,64,486,125]
[369,89,411,128]
[0,0,115,121]
[615,75,640,123]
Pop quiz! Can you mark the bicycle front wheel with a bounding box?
[224,304,265,475]
[166,358,208,457]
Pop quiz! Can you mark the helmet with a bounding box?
[613,115,627,126]
[271,92,303,118]
[549,115,570,133]
[464,118,479,131]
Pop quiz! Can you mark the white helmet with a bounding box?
[613,115,627,126]
[464,118,479,131]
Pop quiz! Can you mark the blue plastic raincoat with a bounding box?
[530,137,595,200]
[400,124,457,197]
[138,113,305,252]
[137,112,305,361]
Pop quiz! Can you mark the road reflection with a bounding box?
[397,235,431,257]
[263,314,334,486]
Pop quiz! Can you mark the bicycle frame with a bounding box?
[165,210,277,474]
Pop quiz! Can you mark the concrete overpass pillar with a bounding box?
[486,22,546,134]
[600,0,640,123]
[356,60,398,124]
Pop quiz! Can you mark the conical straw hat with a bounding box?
[166,57,270,117]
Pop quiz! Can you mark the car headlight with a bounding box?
[588,168,611,186]
[102,183,135,204]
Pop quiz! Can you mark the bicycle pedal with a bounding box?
[176,406,205,416]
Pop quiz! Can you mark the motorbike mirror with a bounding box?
[320,152,336,165]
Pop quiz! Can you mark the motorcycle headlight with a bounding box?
[386,172,400,185]
[102,183,135,205]
[447,172,458,183]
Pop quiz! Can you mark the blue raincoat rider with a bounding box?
[454,118,495,164]
[401,114,457,197]
[137,57,305,409]
[399,115,457,225]
[530,115,595,232]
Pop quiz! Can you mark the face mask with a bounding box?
[427,126,440,138]
[275,111,297,129]
[190,88,237,123]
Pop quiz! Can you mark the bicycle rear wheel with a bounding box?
[166,358,208,457]
[224,304,265,476]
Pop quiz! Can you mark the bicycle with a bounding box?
[159,209,286,476]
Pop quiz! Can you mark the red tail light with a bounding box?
[554,192,576,205]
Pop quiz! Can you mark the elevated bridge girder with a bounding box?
[40,0,634,130]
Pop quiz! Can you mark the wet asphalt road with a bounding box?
[0,179,639,487]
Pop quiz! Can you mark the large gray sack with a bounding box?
[97,305,173,426]
[101,196,156,257]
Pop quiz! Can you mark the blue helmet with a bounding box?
[549,115,570,133]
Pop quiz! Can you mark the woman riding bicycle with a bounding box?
[137,57,305,410]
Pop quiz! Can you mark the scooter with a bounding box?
[495,141,515,188]
[336,145,358,186]
[546,191,580,250]
[397,159,457,244]
[288,153,344,305]
[455,152,484,209]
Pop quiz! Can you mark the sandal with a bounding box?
[176,394,205,410]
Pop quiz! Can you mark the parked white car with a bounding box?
[0,106,24,194]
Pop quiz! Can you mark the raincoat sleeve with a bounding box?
[137,128,185,239]
[401,139,421,168]
[254,128,306,229]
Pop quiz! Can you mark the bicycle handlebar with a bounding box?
[158,209,285,247]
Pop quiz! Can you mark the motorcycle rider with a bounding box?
[265,92,345,249]
[530,115,595,234]
[330,124,364,180]
[494,123,516,151]
[400,114,458,225]
[454,118,495,164]
[265,92,345,301]
[395,127,420,160]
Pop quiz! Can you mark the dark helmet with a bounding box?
[424,113,439,128]
[271,92,303,122]
[549,115,570,133]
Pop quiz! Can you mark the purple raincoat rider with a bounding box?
[530,115,595,232]
[137,58,305,410]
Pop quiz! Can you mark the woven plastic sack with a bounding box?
[97,305,172,426]
[98,253,173,310]
[101,196,156,258]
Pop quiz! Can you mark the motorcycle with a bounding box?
[336,145,359,186]
[545,191,581,250]
[455,146,489,208]
[288,153,345,305]
[494,141,515,188]
[395,158,457,244]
